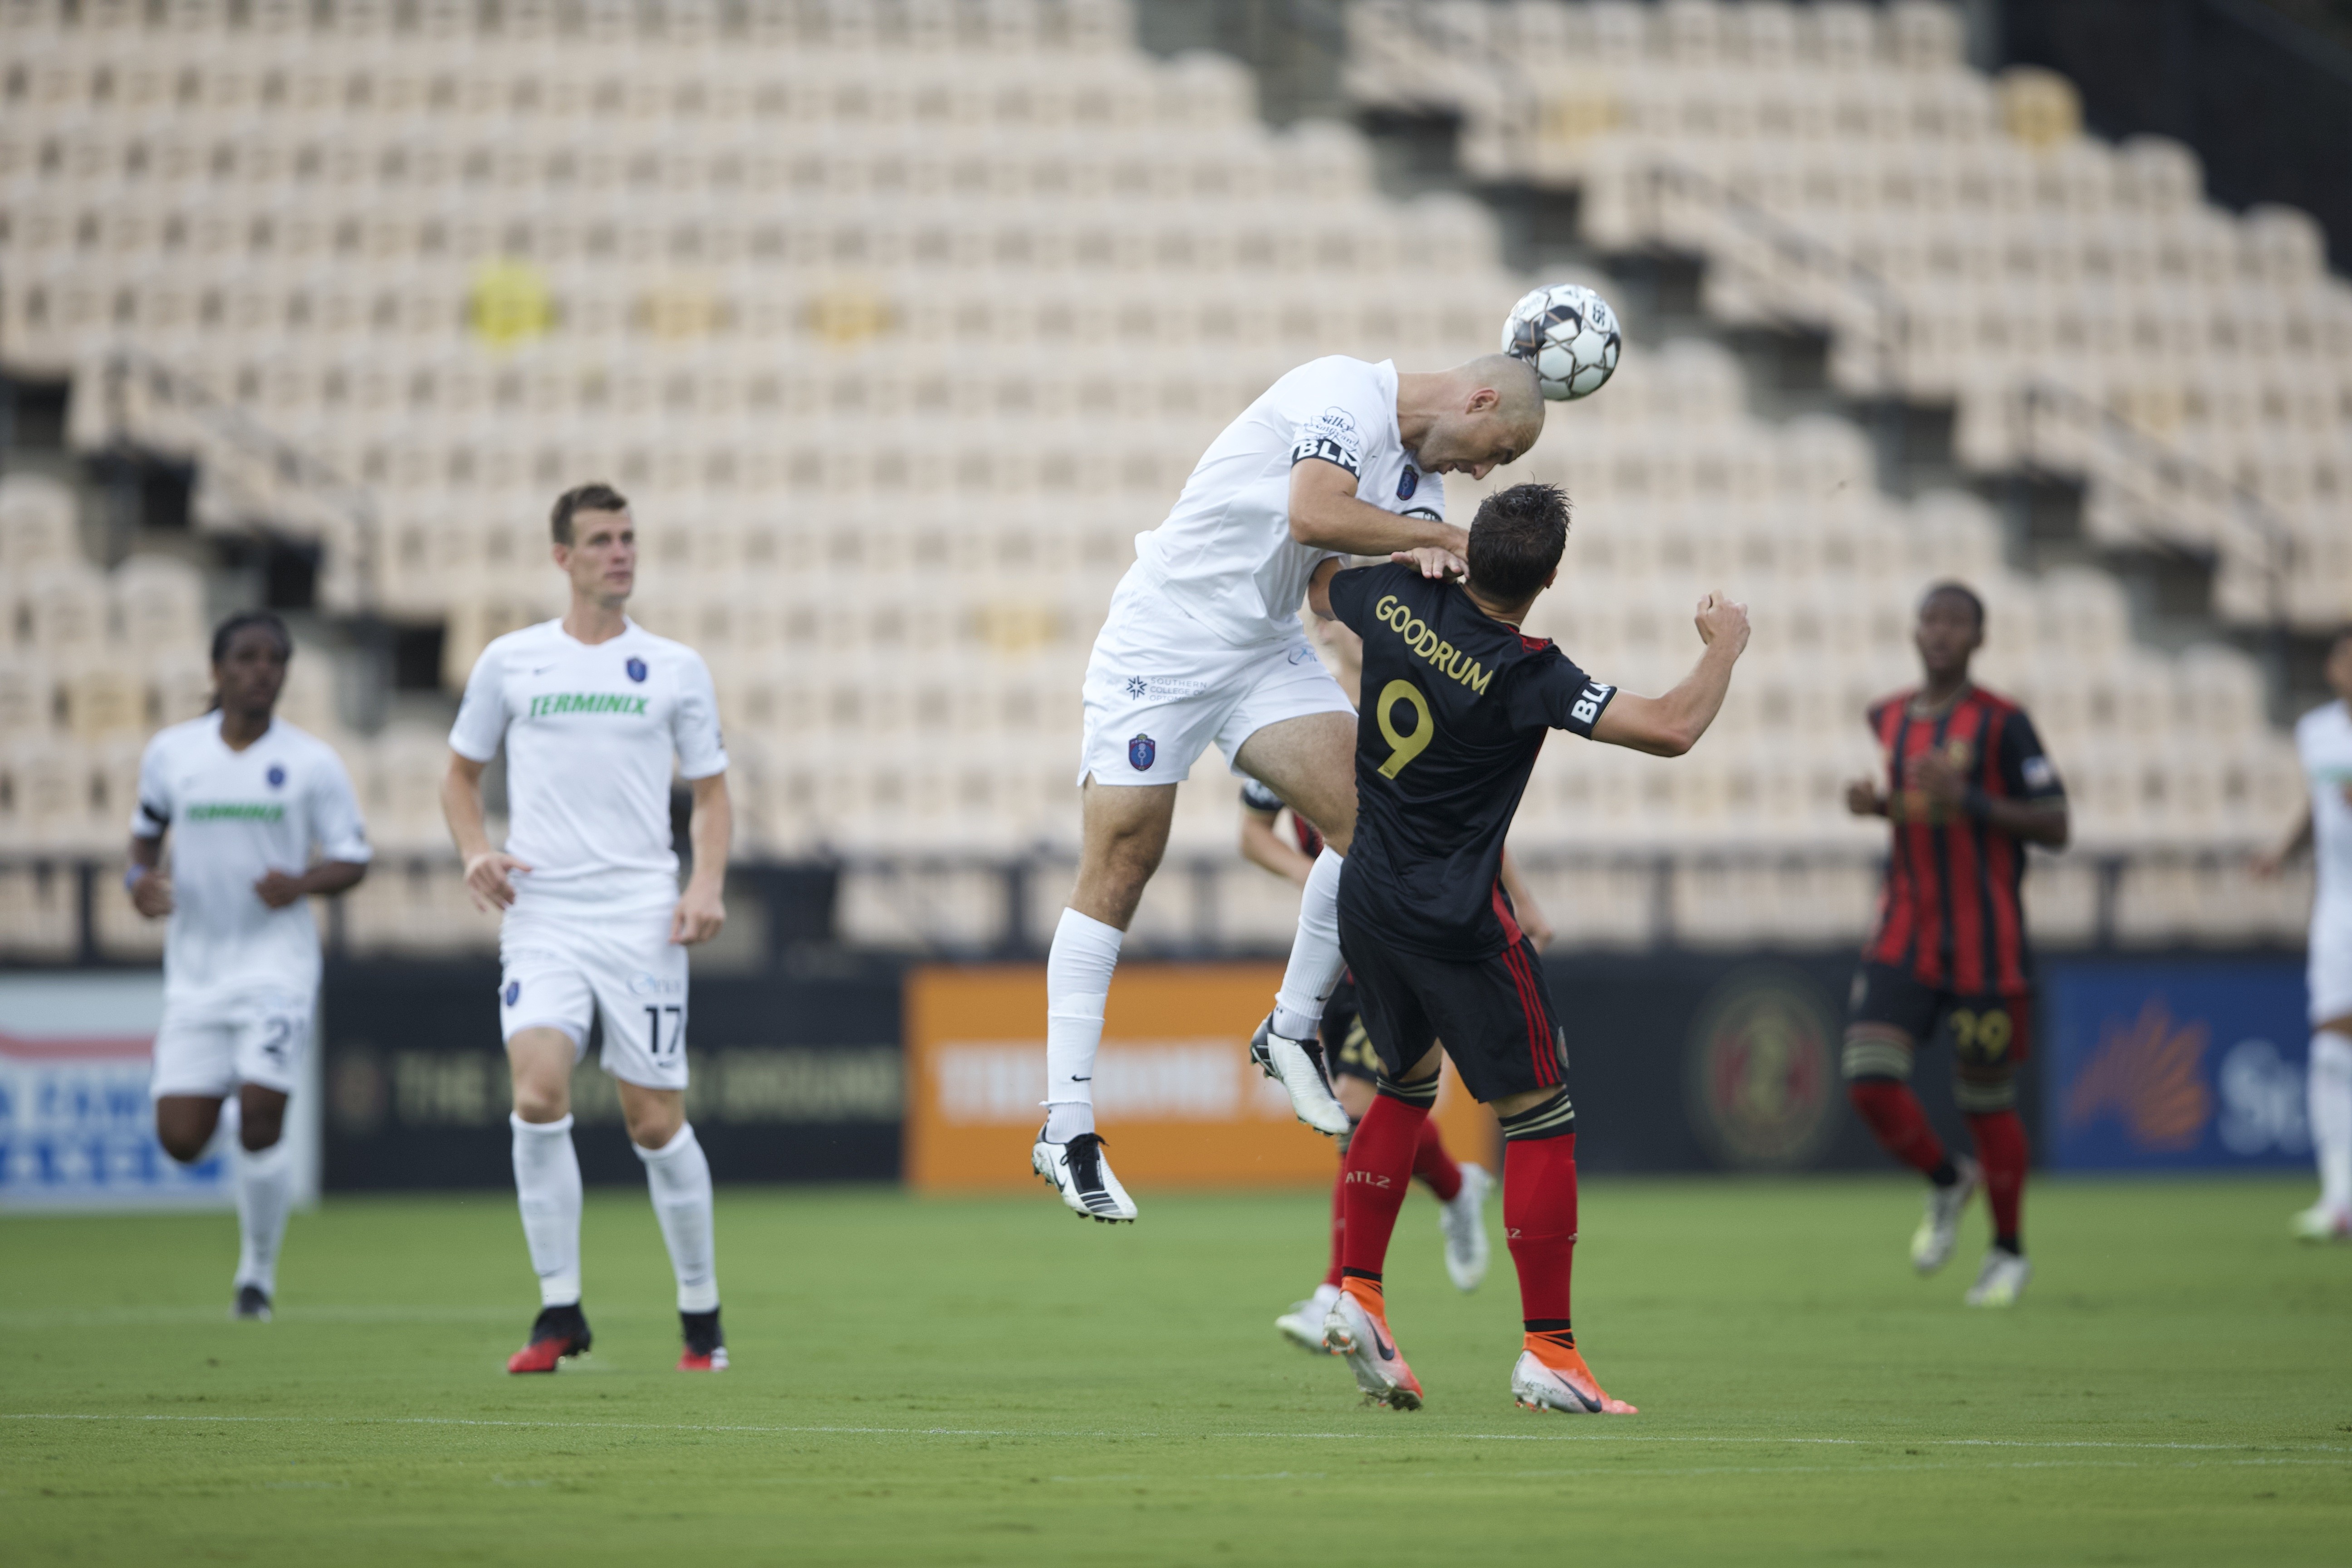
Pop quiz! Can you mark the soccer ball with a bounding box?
[1501,284,1622,401]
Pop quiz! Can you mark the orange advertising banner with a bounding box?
[904,963,1496,1192]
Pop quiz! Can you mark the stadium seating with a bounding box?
[1343,0,2352,631]
[0,0,2315,956]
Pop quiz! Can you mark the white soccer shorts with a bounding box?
[1077,569,1353,788]
[498,904,691,1091]
[2311,905,2352,1025]
[148,990,311,1100]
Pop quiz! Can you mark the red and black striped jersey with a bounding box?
[1862,685,2065,995]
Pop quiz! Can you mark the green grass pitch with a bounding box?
[5,1176,2349,1565]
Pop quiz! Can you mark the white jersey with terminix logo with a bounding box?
[132,714,372,1009]
[448,618,728,915]
[1133,355,1445,649]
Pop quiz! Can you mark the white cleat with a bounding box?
[1510,1349,1638,1416]
[1321,1289,1422,1410]
[1963,1247,2032,1307]
[1439,1163,1492,1292]
[1250,1015,1352,1136]
[1276,1284,1343,1354]
[2291,1203,2351,1242]
[1031,1128,1137,1223]
[1911,1155,1982,1274]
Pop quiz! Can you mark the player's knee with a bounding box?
[238,1111,285,1152]
[623,1099,684,1150]
[155,1125,210,1163]
[1955,1067,2018,1114]
[510,1076,571,1124]
[1841,1027,1915,1085]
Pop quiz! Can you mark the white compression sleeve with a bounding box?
[1271,847,1347,1042]
[510,1112,583,1308]
[1044,906,1123,1143]
[232,1136,294,1296]
[2312,1031,2352,1215]
[635,1122,719,1313]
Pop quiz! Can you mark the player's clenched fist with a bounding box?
[670,886,726,946]
[129,869,175,918]
[1694,592,1750,654]
[461,850,532,912]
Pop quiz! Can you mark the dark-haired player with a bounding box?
[1309,481,1750,1413]
[1842,583,2068,1308]
[442,483,735,1372]
[128,611,372,1321]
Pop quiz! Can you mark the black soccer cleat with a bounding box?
[230,1284,273,1322]
[679,1307,728,1371]
[507,1303,593,1373]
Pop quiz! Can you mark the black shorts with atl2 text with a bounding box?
[1338,916,1569,1105]
[1320,975,1380,1085]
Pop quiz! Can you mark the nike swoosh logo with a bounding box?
[1367,1321,1395,1362]
[1071,1076,1091,1082]
[530,664,556,674]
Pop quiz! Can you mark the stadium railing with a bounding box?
[0,847,2309,968]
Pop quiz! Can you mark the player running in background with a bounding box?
[1310,482,1749,1414]
[441,483,735,1373]
[1842,583,2068,1308]
[1038,351,1548,1223]
[127,612,371,1322]
[1241,773,1517,1352]
[2254,629,2352,1241]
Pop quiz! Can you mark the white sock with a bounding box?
[1272,847,1348,1041]
[1044,906,1123,1142]
[232,1136,294,1296]
[635,1122,719,1313]
[2312,1031,2352,1215]
[510,1112,583,1307]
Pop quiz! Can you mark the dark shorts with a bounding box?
[1847,962,2034,1072]
[1339,916,1568,1105]
[1320,975,1379,1085]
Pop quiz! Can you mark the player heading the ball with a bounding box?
[441,483,736,1373]
[128,611,372,1323]
[1036,340,1556,1225]
[1311,481,1748,1414]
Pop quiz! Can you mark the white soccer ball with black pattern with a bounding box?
[1501,283,1621,401]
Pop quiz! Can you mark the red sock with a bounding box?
[1848,1080,1950,1176]
[1503,1130,1578,1325]
[1339,1092,1427,1283]
[1965,1110,2027,1252]
[1323,1161,1346,1290]
[1411,1118,1463,1203]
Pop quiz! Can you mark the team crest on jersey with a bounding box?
[625,657,648,682]
[1396,466,1418,500]
[1127,734,1156,771]
[265,764,286,788]
[503,980,521,1007]
[627,971,682,997]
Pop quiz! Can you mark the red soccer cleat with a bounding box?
[678,1308,727,1371]
[506,1304,593,1374]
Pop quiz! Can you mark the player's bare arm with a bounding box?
[1499,849,1553,951]
[1589,593,1753,758]
[126,831,173,917]
[670,772,731,946]
[1901,749,2070,848]
[254,859,367,910]
[441,750,532,911]
[2252,804,2313,879]
[1239,800,1316,887]
[1290,458,1469,564]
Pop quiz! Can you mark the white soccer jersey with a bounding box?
[2300,701,2352,920]
[132,714,371,1009]
[1132,356,1446,648]
[448,618,727,913]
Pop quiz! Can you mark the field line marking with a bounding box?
[7,1413,2348,1457]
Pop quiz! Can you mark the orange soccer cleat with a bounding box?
[1510,1336,1637,1415]
[506,1304,593,1374]
[1322,1281,1423,1410]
